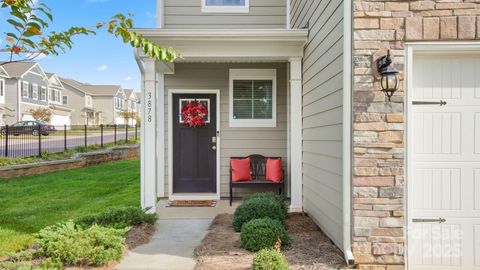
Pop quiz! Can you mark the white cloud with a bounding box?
[124,76,132,81]
[146,11,156,19]
[96,65,108,71]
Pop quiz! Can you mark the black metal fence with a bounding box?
[0,124,140,158]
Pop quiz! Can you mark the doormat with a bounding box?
[168,200,217,207]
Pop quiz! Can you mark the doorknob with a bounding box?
[212,145,217,150]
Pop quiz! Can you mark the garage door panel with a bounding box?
[410,54,480,270]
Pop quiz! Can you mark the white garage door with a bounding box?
[409,53,480,269]
[22,114,34,121]
[115,117,125,125]
[51,115,71,126]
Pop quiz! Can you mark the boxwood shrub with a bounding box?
[252,248,289,270]
[243,192,288,217]
[36,221,128,267]
[233,196,287,232]
[240,218,290,252]
[75,207,156,229]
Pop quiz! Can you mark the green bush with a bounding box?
[243,193,288,218]
[36,221,128,267]
[240,218,290,252]
[75,207,156,229]
[233,197,287,232]
[252,248,289,270]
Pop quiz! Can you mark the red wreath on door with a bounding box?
[181,101,208,127]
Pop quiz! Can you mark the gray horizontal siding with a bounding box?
[163,0,286,29]
[164,63,288,197]
[291,0,345,250]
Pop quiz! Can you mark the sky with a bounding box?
[0,0,157,91]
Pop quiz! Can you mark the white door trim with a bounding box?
[167,89,221,201]
[406,42,480,269]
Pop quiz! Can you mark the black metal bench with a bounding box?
[229,154,285,206]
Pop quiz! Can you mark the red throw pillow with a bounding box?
[266,158,282,182]
[231,158,252,182]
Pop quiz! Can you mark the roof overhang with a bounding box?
[134,29,308,63]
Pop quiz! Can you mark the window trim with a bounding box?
[0,79,4,97]
[229,69,276,128]
[201,0,249,13]
[32,84,38,100]
[40,86,47,101]
[22,81,29,98]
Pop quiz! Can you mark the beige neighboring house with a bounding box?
[0,62,71,126]
[123,89,140,126]
[60,77,124,125]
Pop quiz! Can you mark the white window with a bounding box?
[0,79,4,97]
[62,95,68,105]
[86,95,92,107]
[32,84,38,100]
[40,86,47,101]
[202,0,249,13]
[22,81,29,98]
[229,69,276,127]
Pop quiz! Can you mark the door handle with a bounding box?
[412,100,447,106]
[212,145,217,150]
[412,217,446,223]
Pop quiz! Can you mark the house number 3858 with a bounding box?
[147,92,152,123]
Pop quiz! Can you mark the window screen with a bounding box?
[205,0,245,6]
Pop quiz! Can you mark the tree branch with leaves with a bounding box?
[1,0,177,64]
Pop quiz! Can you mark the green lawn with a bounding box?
[0,158,140,256]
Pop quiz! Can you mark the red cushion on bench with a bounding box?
[231,158,252,182]
[266,158,282,182]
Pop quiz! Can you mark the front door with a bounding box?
[409,53,480,269]
[172,93,217,193]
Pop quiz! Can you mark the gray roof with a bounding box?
[0,62,37,78]
[59,77,121,96]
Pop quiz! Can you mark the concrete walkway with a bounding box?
[115,200,239,270]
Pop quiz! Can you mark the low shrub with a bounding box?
[75,207,156,229]
[233,197,287,232]
[240,218,290,252]
[243,193,288,217]
[252,248,289,270]
[36,221,128,267]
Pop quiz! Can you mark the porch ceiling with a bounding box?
[134,28,308,62]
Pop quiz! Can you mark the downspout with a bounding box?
[342,0,355,266]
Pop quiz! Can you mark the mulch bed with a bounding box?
[194,213,347,270]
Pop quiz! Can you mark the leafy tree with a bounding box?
[1,0,177,63]
[29,107,52,123]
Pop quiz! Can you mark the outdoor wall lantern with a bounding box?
[377,50,399,101]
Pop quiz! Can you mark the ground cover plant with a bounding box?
[75,207,156,229]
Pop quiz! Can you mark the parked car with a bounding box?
[1,121,56,136]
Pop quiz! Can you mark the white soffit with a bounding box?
[134,29,308,62]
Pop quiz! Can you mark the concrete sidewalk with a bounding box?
[115,200,239,270]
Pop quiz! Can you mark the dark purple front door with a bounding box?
[173,94,217,193]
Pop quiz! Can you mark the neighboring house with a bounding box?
[0,62,71,126]
[46,73,73,126]
[123,89,140,126]
[135,1,480,269]
[60,77,124,125]
[0,66,9,125]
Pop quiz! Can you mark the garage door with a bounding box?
[51,114,71,126]
[22,114,34,121]
[409,54,480,269]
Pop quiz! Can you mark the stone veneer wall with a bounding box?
[352,1,480,269]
